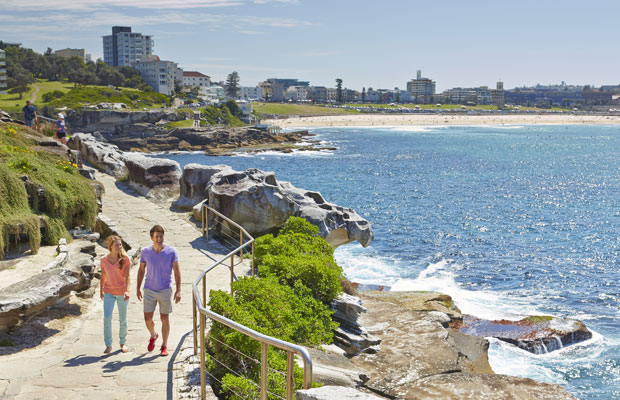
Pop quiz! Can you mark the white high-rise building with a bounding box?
[0,49,6,94]
[134,55,183,96]
[103,26,153,67]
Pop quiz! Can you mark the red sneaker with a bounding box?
[160,345,169,357]
[147,334,158,352]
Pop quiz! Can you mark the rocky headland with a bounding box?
[64,109,327,154]
[0,115,589,399]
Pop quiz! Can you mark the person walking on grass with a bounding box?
[100,235,131,354]
[136,225,181,357]
[22,100,38,128]
[55,113,67,145]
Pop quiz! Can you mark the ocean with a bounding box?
[154,124,620,399]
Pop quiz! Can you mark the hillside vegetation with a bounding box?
[0,122,98,259]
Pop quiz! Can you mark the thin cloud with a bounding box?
[0,0,243,11]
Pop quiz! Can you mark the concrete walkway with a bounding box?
[0,172,245,399]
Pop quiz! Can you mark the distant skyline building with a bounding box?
[0,49,6,94]
[407,70,436,104]
[134,55,182,96]
[103,26,153,67]
[54,48,85,62]
[183,71,211,89]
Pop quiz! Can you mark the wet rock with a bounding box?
[458,314,592,354]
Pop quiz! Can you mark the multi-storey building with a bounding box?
[490,82,504,105]
[103,26,153,67]
[54,48,85,62]
[259,78,309,102]
[240,86,262,101]
[406,70,436,104]
[134,55,182,96]
[0,49,6,94]
[183,71,211,88]
[284,86,309,102]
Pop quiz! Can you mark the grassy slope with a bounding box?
[0,123,98,258]
[253,102,359,116]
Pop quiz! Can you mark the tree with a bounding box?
[361,87,366,103]
[396,91,401,103]
[224,99,241,117]
[225,71,240,98]
[335,78,343,104]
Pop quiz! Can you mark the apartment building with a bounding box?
[134,55,182,96]
[240,86,262,100]
[54,48,86,62]
[183,71,211,88]
[406,70,436,104]
[0,49,6,94]
[103,26,153,67]
[259,78,309,102]
[285,86,309,102]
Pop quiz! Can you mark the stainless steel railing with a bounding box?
[192,202,313,400]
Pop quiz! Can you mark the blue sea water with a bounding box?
[155,124,620,399]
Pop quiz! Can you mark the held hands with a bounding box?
[136,288,142,302]
[100,292,104,301]
[174,290,181,304]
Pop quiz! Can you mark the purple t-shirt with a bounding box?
[140,245,178,291]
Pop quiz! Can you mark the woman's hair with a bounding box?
[106,235,127,269]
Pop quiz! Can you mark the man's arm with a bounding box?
[172,261,181,303]
[136,262,146,301]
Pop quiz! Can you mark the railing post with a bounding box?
[202,275,206,308]
[252,241,255,276]
[200,313,206,400]
[261,343,268,400]
[192,295,197,355]
[286,351,294,400]
[239,229,243,262]
[230,255,234,288]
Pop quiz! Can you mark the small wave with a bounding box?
[334,245,402,286]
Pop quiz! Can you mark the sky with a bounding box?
[1,0,619,91]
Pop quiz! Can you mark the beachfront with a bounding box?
[263,113,620,128]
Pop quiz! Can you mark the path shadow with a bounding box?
[0,302,82,356]
[167,331,190,399]
[114,180,141,196]
[64,354,103,367]
[102,353,161,373]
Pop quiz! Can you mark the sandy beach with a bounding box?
[263,113,620,128]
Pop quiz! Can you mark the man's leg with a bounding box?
[160,313,170,348]
[144,311,156,338]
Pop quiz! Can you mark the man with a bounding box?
[22,100,37,128]
[136,225,181,356]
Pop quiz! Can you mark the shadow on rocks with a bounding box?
[0,302,82,356]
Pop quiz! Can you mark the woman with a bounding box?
[100,235,131,354]
[55,113,67,145]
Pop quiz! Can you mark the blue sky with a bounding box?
[1,0,619,91]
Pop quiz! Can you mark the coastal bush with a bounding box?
[47,87,170,109]
[255,217,343,304]
[199,105,245,127]
[0,123,98,258]
[207,276,333,399]
[41,90,65,103]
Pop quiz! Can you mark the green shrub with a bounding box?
[41,90,65,103]
[207,276,333,399]
[255,218,343,304]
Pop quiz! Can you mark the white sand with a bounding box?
[262,113,620,128]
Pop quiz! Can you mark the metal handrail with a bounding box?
[192,202,313,400]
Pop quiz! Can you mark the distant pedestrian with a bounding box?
[55,113,67,145]
[100,235,131,354]
[22,100,38,128]
[136,225,181,357]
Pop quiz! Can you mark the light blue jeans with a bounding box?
[103,293,128,347]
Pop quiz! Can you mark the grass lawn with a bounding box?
[254,102,359,117]
[0,80,75,113]
[343,103,570,112]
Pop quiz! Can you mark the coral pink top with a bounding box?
[101,255,130,295]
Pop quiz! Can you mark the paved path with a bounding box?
[0,172,245,399]
[29,84,40,104]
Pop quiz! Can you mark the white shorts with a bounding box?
[143,288,173,314]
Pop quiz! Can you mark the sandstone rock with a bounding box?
[0,269,79,332]
[279,182,373,247]
[296,386,383,400]
[458,314,592,354]
[330,294,380,356]
[207,167,373,248]
[302,346,369,388]
[95,214,141,266]
[68,132,127,177]
[350,291,493,399]
[175,163,231,210]
[123,153,181,200]
[401,372,575,400]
